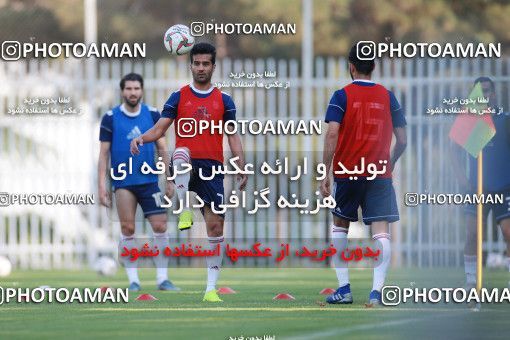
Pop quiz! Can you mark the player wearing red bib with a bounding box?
[130,43,247,302]
[320,43,407,306]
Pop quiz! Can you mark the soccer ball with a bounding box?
[94,256,118,276]
[163,24,195,55]
[0,256,12,277]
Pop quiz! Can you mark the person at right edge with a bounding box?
[320,43,407,306]
[452,77,510,291]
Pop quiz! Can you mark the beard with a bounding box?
[193,72,212,85]
[124,96,141,108]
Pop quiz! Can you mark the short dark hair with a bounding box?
[190,42,216,65]
[348,43,375,75]
[473,76,495,91]
[120,73,144,90]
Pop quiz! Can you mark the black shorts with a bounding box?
[464,189,510,223]
[171,159,225,218]
[115,182,166,218]
[332,178,399,225]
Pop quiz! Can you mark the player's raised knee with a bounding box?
[207,223,223,237]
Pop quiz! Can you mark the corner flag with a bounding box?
[448,83,496,157]
[449,81,497,302]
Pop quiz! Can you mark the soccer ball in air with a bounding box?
[0,256,12,277]
[164,24,195,55]
[94,256,118,276]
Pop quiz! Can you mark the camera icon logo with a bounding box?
[404,193,419,207]
[0,192,10,207]
[381,286,401,306]
[2,41,21,61]
[356,41,376,61]
[0,287,4,305]
[190,22,205,37]
[177,118,197,138]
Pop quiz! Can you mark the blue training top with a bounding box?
[99,103,160,189]
[468,111,510,192]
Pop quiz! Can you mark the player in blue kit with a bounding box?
[98,73,179,292]
[452,77,510,290]
[320,43,407,306]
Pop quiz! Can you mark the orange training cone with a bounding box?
[273,293,295,300]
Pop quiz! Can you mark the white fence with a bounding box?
[0,56,508,269]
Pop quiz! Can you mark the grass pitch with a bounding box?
[0,267,509,339]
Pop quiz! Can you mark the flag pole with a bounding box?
[476,151,483,293]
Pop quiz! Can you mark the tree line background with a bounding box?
[0,0,509,59]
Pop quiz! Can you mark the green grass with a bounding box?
[0,268,509,339]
